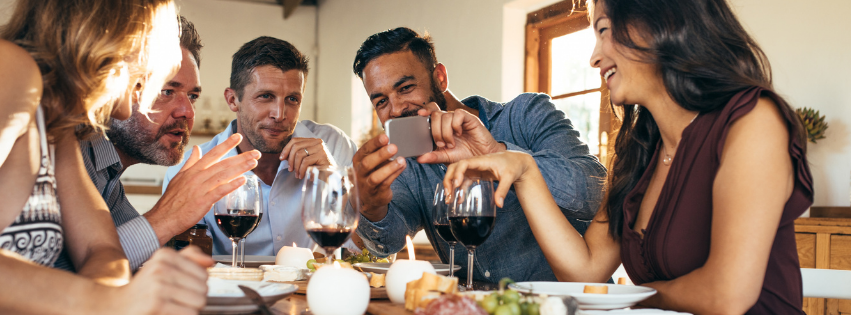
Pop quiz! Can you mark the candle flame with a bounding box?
[406,235,415,260]
[293,242,297,247]
[333,261,341,268]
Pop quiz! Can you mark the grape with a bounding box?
[306,259,317,271]
[526,303,539,315]
[519,302,529,315]
[480,295,499,314]
[507,303,521,315]
[494,305,513,315]
[502,289,520,304]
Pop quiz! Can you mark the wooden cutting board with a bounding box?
[366,300,413,315]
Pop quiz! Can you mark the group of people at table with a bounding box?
[0,0,812,314]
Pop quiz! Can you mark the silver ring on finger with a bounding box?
[303,148,310,156]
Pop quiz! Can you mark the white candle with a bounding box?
[275,243,315,268]
[307,262,370,315]
[385,235,436,304]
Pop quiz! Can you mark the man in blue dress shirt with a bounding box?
[352,27,607,282]
[164,37,357,256]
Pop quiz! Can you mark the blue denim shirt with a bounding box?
[357,93,607,282]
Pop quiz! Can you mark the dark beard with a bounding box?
[430,76,447,111]
[400,77,448,118]
[107,117,189,166]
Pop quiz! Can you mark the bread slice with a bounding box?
[583,285,609,294]
[404,272,459,310]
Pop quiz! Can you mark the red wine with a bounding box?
[449,216,495,248]
[306,228,353,249]
[215,212,262,239]
[434,224,457,243]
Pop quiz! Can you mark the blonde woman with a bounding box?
[0,0,259,313]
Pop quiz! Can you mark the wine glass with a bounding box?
[433,183,458,277]
[214,174,263,268]
[448,177,496,290]
[301,165,360,262]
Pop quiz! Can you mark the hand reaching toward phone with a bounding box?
[415,104,505,165]
[280,137,335,179]
[352,134,407,222]
[443,151,538,208]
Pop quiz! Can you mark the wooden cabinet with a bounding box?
[795,217,851,315]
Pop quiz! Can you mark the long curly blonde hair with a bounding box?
[1,0,181,141]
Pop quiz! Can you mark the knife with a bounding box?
[238,285,274,315]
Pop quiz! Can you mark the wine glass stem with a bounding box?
[239,238,245,268]
[231,239,239,268]
[448,243,456,278]
[466,248,475,290]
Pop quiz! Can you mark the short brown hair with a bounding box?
[178,15,203,68]
[229,36,309,100]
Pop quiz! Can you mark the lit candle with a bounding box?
[275,242,315,268]
[306,261,370,315]
[385,235,436,304]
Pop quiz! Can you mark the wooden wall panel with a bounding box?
[829,235,851,270]
[797,233,816,268]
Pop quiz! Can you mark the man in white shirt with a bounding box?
[163,36,357,256]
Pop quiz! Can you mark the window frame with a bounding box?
[525,0,613,164]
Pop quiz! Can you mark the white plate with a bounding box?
[352,262,461,276]
[206,279,297,306]
[509,282,656,310]
[213,255,276,268]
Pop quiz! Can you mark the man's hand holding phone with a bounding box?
[352,134,407,222]
[415,103,505,165]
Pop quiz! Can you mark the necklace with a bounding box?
[661,113,700,166]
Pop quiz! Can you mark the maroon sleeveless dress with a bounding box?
[620,87,812,314]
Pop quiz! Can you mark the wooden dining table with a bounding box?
[267,294,407,315]
[255,280,499,315]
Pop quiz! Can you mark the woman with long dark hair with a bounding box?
[442,0,810,313]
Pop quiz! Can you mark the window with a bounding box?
[525,1,612,164]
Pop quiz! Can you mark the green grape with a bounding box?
[306,259,317,271]
[494,305,513,315]
[502,289,520,305]
[519,302,529,315]
[527,303,539,315]
[362,248,370,255]
[481,295,499,314]
[506,303,521,315]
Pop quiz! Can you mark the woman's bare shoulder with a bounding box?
[0,39,42,114]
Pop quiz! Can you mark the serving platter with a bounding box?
[352,262,461,276]
[509,282,656,310]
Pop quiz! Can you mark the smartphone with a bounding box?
[384,116,435,159]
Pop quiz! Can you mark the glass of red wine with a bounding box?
[214,174,262,268]
[301,165,360,262]
[448,177,496,290]
[433,183,458,277]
